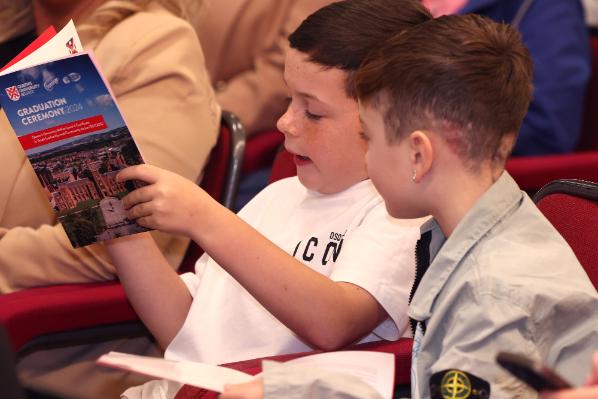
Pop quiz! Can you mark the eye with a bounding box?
[359,131,370,141]
[304,110,323,121]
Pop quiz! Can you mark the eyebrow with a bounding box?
[297,91,322,102]
[283,76,324,104]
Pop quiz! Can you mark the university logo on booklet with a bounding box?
[5,86,20,101]
[65,37,78,54]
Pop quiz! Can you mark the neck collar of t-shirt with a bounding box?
[408,171,524,322]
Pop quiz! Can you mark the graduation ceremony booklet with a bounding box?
[0,21,149,248]
[97,350,395,398]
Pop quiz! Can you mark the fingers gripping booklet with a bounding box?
[0,21,149,247]
[97,350,395,398]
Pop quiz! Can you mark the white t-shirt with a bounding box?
[165,177,420,365]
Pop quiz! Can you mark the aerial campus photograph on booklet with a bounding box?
[0,22,149,248]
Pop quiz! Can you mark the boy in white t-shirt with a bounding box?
[106,0,431,394]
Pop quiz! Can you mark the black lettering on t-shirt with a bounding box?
[292,241,302,257]
[302,237,318,261]
[322,238,343,266]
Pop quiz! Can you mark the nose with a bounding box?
[277,107,299,138]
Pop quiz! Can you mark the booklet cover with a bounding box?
[97,350,395,398]
[0,24,149,247]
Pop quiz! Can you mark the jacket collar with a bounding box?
[408,172,524,321]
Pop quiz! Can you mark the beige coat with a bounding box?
[0,3,220,292]
[195,0,333,135]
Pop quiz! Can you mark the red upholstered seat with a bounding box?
[533,179,598,290]
[242,130,283,175]
[268,148,296,184]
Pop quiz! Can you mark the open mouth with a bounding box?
[293,154,312,166]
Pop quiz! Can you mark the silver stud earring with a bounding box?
[412,170,417,182]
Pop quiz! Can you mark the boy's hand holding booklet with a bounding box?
[0,21,148,248]
[97,350,395,398]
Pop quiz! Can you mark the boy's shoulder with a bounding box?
[453,174,582,285]
[433,187,594,311]
[463,195,595,307]
[473,194,579,273]
[414,173,595,321]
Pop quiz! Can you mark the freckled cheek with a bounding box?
[297,121,318,139]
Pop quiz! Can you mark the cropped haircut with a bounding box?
[356,14,534,164]
[288,0,432,98]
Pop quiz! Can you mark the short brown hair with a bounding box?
[356,14,533,164]
[289,0,432,98]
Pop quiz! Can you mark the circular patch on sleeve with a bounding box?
[429,369,491,399]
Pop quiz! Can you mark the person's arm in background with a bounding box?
[0,11,219,293]
[581,0,598,29]
[211,0,333,135]
[509,0,591,155]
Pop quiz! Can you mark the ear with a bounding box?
[408,130,433,183]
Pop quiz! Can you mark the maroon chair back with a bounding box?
[242,130,283,174]
[268,149,296,184]
[533,179,598,290]
[506,152,598,192]
[199,124,230,204]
